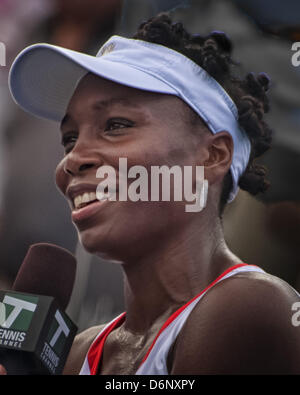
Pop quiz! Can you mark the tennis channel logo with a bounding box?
[0,293,38,348]
[40,310,72,374]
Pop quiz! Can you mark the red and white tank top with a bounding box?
[79,263,265,375]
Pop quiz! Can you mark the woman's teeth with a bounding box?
[73,188,114,210]
[73,192,97,210]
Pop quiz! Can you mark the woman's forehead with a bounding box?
[71,72,169,103]
[66,72,193,121]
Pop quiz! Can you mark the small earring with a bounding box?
[200,179,208,209]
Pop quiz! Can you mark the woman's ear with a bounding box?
[202,131,233,186]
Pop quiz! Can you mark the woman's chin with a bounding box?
[78,228,123,262]
[78,230,107,254]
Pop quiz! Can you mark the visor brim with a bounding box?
[9,43,177,122]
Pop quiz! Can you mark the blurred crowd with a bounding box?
[0,0,122,287]
[0,0,299,331]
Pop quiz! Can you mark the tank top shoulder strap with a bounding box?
[79,312,126,375]
[135,263,265,375]
[80,263,265,375]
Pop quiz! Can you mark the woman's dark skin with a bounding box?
[1,72,299,375]
[57,73,300,375]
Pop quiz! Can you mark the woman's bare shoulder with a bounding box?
[63,324,106,375]
[171,271,300,374]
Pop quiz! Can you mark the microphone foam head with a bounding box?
[12,243,77,311]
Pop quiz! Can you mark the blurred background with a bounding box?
[0,0,299,332]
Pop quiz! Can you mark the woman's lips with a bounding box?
[71,199,109,223]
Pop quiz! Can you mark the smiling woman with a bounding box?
[7,13,300,375]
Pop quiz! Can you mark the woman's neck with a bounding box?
[121,216,241,334]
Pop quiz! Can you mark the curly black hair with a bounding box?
[132,13,273,214]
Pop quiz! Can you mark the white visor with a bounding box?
[9,35,251,202]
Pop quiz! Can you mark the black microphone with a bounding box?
[0,243,78,375]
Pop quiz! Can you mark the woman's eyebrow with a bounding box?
[60,97,141,131]
[92,97,139,111]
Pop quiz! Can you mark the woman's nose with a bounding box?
[63,143,102,176]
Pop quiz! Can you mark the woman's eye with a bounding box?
[104,118,134,133]
[61,133,77,153]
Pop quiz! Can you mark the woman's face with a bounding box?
[55,73,210,261]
